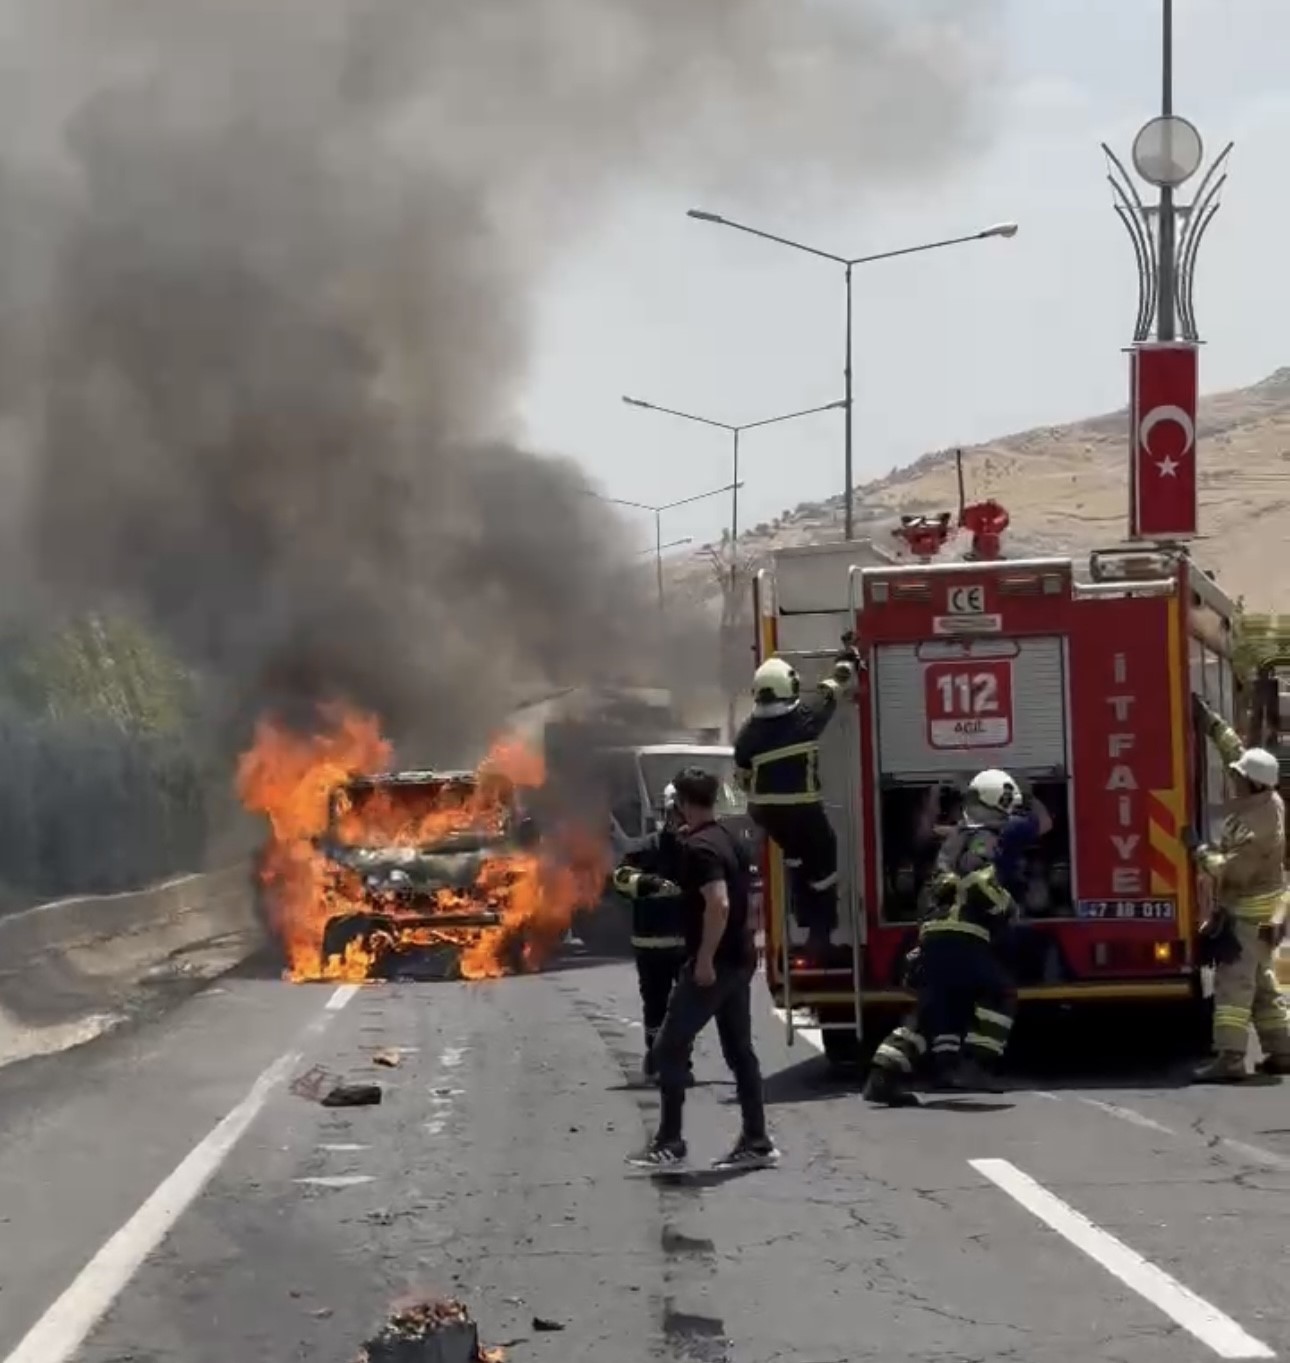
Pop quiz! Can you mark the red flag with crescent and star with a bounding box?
[1129,340,1198,539]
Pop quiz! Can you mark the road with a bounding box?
[0,956,1287,1362]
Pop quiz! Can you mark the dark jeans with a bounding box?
[651,957,766,1143]
[751,803,838,940]
[635,949,685,1048]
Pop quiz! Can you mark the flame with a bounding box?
[237,703,608,983]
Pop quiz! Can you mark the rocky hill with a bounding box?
[671,366,1290,613]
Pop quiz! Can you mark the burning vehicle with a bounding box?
[240,706,608,983]
[316,768,541,980]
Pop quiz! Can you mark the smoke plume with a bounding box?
[0,0,1001,760]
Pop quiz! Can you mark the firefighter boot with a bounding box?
[940,1055,1006,1095]
[1192,1050,1248,1084]
[1255,1056,1290,1076]
[862,1064,921,1108]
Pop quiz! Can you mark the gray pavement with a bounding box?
[0,958,1287,1362]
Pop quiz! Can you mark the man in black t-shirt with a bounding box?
[627,767,779,1172]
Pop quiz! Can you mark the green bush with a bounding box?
[0,615,211,909]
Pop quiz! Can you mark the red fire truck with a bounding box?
[752,537,1240,1070]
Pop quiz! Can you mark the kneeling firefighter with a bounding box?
[612,783,693,1085]
[1185,696,1290,1083]
[733,641,861,964]
[863,768,1048,1106]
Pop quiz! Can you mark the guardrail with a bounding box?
[0,865,263,1066]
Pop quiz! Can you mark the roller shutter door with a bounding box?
[874,636,1067,778]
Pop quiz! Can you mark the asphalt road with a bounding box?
[0,956,1288,1363]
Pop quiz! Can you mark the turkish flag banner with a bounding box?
[1129,341,1199,539]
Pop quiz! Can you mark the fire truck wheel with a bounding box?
[821,1029,865,1073]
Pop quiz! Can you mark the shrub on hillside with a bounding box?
[0,616,212,909]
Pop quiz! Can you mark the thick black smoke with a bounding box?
[0,0,1001,760]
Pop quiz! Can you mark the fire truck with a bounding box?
[752,534,1242,1070]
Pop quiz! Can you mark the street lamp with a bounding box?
[621,394,844,582]
[591,483,740,611]
[685,209,1019,539]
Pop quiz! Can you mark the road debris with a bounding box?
[322,1082,383,1107]
[373,1048,403,1067]
[531,1315,565,1332]
[290,1065,338,1102]
[355,1297,504,1363]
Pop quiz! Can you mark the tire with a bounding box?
[821,1028,864,1073]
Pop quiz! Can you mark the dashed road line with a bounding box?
[970,1157,1275,1360]
[326,983,362,1010]
[1070,1096,1179,1136]
[294,1175,374,1189]
[2,983,358,1363]
[1056,1093,1290,1171]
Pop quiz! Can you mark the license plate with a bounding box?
[1075,898,1176,921]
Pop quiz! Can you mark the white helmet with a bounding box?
[752,657,800,704]
[967,768,1021,815]
[1231,746,1280,791]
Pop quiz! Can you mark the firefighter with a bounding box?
[611,783,693,1086]
[1184,696,1290,1083]
[733,644,860,963]
[863,768,1047,1105]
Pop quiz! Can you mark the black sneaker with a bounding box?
[711,1136,780,1171]
[626,1138,688,1170]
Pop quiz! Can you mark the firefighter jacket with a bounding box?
[918,821,1017,947]
[734,681,846,808]
[1197,711,1286,923]
[612,829,687,950]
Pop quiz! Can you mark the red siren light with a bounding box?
[960,498,1010,561]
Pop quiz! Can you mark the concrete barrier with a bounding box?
[0,866,264,1067]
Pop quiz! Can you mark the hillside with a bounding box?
[673,366,1290,613]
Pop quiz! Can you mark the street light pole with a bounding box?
[591,483,740,612]
[686,210,1019,540]
[621,394,845,588]
[844,263,853,543]
[1157,0,1176,341]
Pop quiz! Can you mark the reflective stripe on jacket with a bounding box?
[734,683,842,807]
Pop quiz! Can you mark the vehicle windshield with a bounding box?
[327,777,512,849]
[637,753,747,817]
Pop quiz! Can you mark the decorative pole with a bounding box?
[1101,0,1232,542]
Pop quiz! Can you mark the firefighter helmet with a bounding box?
[967,768,1021,815]
[752,657,800,703]
[1230,746,1280,791]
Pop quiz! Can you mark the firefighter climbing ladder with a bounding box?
[753,565,866,1049]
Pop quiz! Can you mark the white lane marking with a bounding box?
[318,1143,369,1153]
[294,1175,374,1189]
[439,1046,466,1068]
[326,984,362,1010]
[1217,1137,1290,1173]
[424,1120,445,1136]
[1060,1095,1290,1170]
[2,988,358,1363]
[970,1158,1275,1360]
[1073,1097,1179,1136]
[770,1007,823,1052]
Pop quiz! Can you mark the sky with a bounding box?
[518,0,1290,560]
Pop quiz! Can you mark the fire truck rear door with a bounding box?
[872,636,1068,779]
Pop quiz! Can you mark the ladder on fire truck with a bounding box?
[753,558,867,1050]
